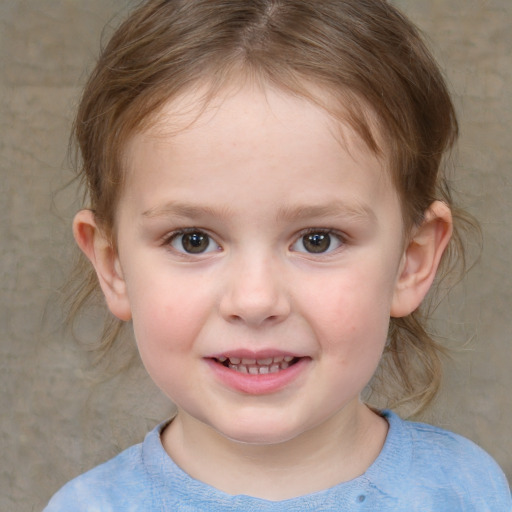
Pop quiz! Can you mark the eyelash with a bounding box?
[162,227,347,256]
[291,228,347,255]
[162,228,221,256]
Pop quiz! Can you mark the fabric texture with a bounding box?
[44,411,511,511]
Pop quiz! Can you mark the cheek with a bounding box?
[127,275,212,365]
[129,294,208,403]
[303,269,392,356]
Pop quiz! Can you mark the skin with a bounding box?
[74,83,452,500]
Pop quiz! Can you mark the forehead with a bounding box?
[127,80,388,176]
[121,84,399,221]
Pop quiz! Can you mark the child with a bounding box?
[44,0,511,510]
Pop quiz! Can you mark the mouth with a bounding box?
[206,352,309,394]
[214,355,301,375]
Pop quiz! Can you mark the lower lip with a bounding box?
[205,358,309,395]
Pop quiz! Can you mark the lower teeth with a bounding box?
[227,361,292,374]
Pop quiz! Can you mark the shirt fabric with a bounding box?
[44,410,511,511]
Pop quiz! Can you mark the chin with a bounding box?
[213,416,308,446]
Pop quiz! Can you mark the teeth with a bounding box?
[229,364,248,373]
[219,355,298,375]
[256,358,273,365]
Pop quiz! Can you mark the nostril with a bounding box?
[219,280,291,326]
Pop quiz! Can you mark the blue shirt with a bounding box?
[44,411,511,511]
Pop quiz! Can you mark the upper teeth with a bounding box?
[217,355,295,374]
[217,355,294,365]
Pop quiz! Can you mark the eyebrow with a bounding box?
[142,202,234,220]
[142,200,376,223]
[275,202,377,224]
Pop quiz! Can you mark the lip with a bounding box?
[205,352,310,395]
[208,349,302,361]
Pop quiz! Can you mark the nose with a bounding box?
[219,253,291,327]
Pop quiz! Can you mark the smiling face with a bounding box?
[104,84,409,444]
[82,84,416,447]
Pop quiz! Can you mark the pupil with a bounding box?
[183,232,208,253]
[304,233,330,253]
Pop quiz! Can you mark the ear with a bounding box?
[73,209,132,321]
[391,201,453,318]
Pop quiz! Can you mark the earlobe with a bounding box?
[73,209,132,321]
[391,201,453,318]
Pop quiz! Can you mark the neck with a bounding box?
[161,402,388,500]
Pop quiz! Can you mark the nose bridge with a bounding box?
[220,247,290,326]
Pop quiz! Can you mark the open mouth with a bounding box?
[215,355,300,375]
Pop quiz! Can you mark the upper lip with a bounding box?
[207,349,305,362]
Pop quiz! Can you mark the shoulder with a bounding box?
[382,411,511,510]
[406,416,506,480]
[43,439,151,512]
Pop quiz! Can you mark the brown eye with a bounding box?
[171,231,217,254]
[291,230,344,255]
[182,232,209,253]
[302,233,331,253]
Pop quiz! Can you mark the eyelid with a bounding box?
[290,228,347,255]
[162,227,222,256]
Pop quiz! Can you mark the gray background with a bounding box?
[1,1,511,510]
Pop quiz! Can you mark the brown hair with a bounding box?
[70,0,477,416]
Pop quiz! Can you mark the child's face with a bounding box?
[111,85,408,444]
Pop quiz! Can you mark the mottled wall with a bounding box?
[1,1,510,510]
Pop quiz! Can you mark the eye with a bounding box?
[169,230,219,254]
[291,230,344,254]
